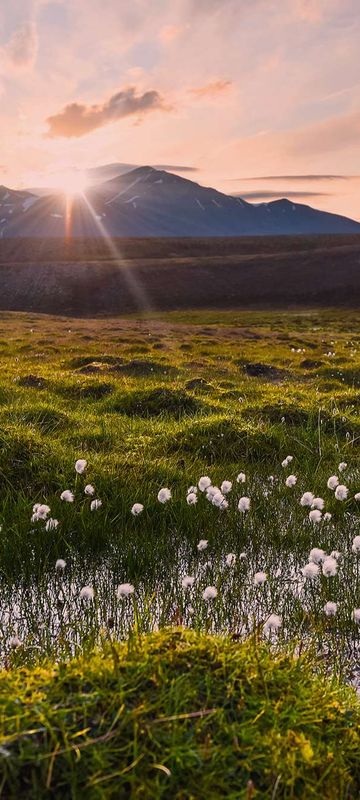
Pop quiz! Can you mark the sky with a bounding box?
[1,0,360,219]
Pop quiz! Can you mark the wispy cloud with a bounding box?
[233,190,329,200]
[189,79,232,98]
[234,174,351,182]
[46,87,170,138]
[0,20,38,70]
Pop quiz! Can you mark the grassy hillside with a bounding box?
[1,236,360,313]
[1,628,360,799]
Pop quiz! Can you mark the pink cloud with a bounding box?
[46,86,171,138]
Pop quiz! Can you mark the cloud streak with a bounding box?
[234,190,329,200]
[235,174,351,182]
[46,86,170,138]
[189,79,232,98]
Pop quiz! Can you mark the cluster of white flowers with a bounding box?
[31,503,51,523]
[281,455,293,468]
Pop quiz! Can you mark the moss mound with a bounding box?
[111,387,203,418]
[167,417,281,462]
[1,629,360,799]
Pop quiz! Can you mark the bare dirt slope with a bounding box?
[1,235,360,315]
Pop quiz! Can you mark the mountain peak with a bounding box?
[0,167,359,237]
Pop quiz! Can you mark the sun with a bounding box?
[51,170,88,196]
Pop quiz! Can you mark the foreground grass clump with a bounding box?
[1,629,360,799]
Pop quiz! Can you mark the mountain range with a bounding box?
[1,166,359,238]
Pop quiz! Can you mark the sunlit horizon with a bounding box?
[1,1,360,220]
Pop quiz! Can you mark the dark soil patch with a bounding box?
[112,360,178,377]
[18,375,48,390]
[185,378,212,391]
[241,362,290,382]
[300,359,324,369]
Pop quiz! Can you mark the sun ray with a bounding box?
[80,192,152,312]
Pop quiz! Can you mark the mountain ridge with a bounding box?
[1,166,359,237]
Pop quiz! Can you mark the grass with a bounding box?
[1,628,360,799]
[2,308,360,794]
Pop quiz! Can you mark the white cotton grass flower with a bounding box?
[281,455,293,468]
[309,548,326,564]
[55,559,66,571]
[31,503,51,522]
[225,553,236,567]
[311,497,324,510]
[211,491,228,510]
[322,556,338,577]
[60,490,74,503]
[338,462,348,473]
[353,609,360,624]
[327,475,339,490]
[186,492,198,506]
[9,636,22,649]
[355,493,360,502]
[335,484,348,501]
[324,601,337,617]
[254,571,267,586]
[264,614,282,634]
[309,509,322,523]
[206,485,219,499]
[131,503,144,516]
[198,476,211,492]
[80,586,94,601]
[300,492,314,507]
[116,583,134,599]
[203,586,217,601]
[157,487,171,504]
[45,518,59,532]
[85,484,95,496]
[323,512,332,522]
[238,496,250,513]
[285,475,297,487]
[75,459,87,474]
[197,539,208,552]
[302,562,319,579]
[236,472,246,483]
[240,552,247,560]
[181,575,195,589]
[32,503,50,517]
[187,486,198,495]
[352,536,360,553]
[90,499,102,511]
[220,480,232,495]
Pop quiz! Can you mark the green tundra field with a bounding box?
[2,307,360,797]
